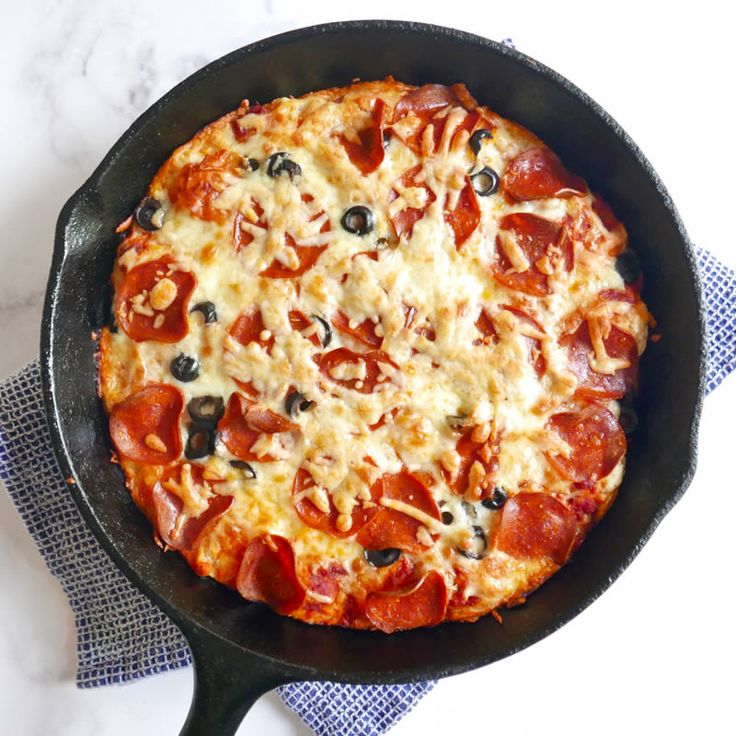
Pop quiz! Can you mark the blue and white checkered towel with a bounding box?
[0,247,733,736]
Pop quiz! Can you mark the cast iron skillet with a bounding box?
[41,20,705,735]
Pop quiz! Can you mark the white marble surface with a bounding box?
[1,1,734,734]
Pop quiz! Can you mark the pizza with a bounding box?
[98,79,650,632]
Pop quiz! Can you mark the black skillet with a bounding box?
[41,20,705,735]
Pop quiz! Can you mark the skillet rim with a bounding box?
[40,18,706,683]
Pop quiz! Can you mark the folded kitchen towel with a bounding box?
[0,247,733,736]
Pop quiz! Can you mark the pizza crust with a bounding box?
[99,78,650,631]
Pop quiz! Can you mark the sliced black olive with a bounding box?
[246,157,260,172]
[619,405,638,436]
[134,197,162,231]
[266,152,301,180]
[615,250,642,284]
[382,129,392,147]
[310,314,332,347]
[457,526,488,560]
[441,511,454,525]
[188,396,224,428]
[481,486,508,510]
[285,391,315,418]
[341,206,374,236]
[229,460,257,479]
[170,354,200,382]
[185,426,214,460]
[469,128,493,156]
[190,301,218,324]
[470,167,500,197]
[364,548,401,567]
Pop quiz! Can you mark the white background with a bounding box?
[0,1,734,734]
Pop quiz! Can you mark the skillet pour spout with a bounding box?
[41,20,705,735]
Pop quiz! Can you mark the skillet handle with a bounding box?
[179,625,295,735]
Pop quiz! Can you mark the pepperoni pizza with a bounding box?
[98,79,651,632]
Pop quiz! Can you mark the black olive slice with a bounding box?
[469,128,493,156]
[310,314,332,347]
[341,206,374,236]
[285,391,316,418]
[188,396,225,428]
[266,152,301,180]
[190,301,218,324]
[364,548,401,567]
[457,526,488,560]
[441,511,454,525]
[619,405,639,436]
[246,157,260,172]
[615,250,642,284]
[170,354,200,382]
[185,426,214,460]
[470,167,500,197]
[481,486,508,510]
[229,460,257,479]
[134,197,163,231]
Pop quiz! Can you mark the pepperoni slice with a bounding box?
[448,567,481,609]
[591,194,622,232]
[393,84,463,122]
[332,310,383,348]
[236,534,305,614]
[492,213,563,296]
[600,287,638,304]
[356,471,440,554]
[546,405,626,482]
[389,165,436,240]
[562,320,638,399]
[305,562,347,605]
[168,149,241,222]
[442,430,500,499]
[502,147,586,202]
[233,200,267,252]
[316,348,397,393]
[151,464,232,551]
[229,100,275,140]
[444,177,481,247]
[230,118,256,142]
[115,259,196,343]
[365,570,448,633]
[292,467,376,538]
[109,384,183,464]
[217,393,296,462]
[502,305,546,377]
[474,308,498,345]
[496,493,577,565]
[229,307,275,353]
[423,108,483,157]
[392,84,482,155]
[260,234,328,278]
[289,310,322,347]
[340,98,386,174]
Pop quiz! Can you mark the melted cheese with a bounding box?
[100,79,650,627]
